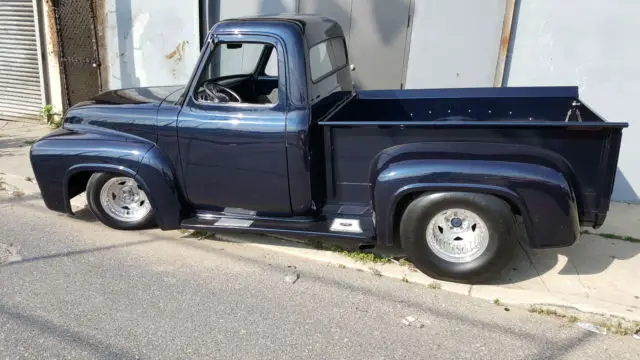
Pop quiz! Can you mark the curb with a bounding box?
[213,232,640,322]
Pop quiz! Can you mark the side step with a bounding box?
[180,213,375,242]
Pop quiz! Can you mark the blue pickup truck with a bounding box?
[30,15,627,283]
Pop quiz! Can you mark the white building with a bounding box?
[2,0,638,202]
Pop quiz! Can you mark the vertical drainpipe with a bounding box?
[493,0,517,87]
[200,0,220,48]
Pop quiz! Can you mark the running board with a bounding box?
[180,214,375,242]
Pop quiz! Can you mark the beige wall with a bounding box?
[39,0,64,115]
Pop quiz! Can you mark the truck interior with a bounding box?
[194,42,279,105]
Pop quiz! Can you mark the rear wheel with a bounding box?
[86,173,155,230]
[399,192,516,283]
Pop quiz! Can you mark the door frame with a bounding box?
[176,33,293,214]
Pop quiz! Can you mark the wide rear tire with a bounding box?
[399,192,516,283]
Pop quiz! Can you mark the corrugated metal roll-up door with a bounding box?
[0,0,44,122]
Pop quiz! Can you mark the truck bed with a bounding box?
[318,87,627,227]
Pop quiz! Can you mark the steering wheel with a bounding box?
[202,82,242,103]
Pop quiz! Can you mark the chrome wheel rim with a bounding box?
[425,208,489,263]
[99,177,151,222]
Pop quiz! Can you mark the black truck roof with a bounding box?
[213,14,345,47]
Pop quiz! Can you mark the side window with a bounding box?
[309,37,347,82]
[194,42,279,105]
[264,48,278,77]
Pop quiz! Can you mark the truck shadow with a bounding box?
[24,192,640,288]
[239,230,640,288]
[0,136,36,157]
[491,231,640,286]
[72,206,99,223]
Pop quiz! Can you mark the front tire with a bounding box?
[399,192,516,283]
[86,173,155,230]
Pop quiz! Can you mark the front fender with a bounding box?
[373,159,580,249]
[30,130,183,230]
[30,135,152,214]
[134,146,183,229]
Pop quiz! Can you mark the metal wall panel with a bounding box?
[348,0,411,89]
[0,0,44,121]
[299,0,352,44]
[404,0,506,89]
[299,0,412,90]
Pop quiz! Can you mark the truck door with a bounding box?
[176,34,291,215]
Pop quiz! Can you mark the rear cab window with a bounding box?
[309,37,347,83]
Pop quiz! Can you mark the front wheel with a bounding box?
[86,173,155,230]
[399,192,516,283]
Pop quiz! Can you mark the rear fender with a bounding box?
[372,159,579,249]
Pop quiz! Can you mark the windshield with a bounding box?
[198,42,267,84]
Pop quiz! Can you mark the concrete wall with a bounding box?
[99,0,639,202]
[218,0,297,19]
[40,0,64,114]
[103,0,200,89]
[405,0,506,89]
[507,0,640,202]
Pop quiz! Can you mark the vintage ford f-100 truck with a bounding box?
[30,15,627,283]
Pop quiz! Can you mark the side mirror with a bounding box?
[350,64,356,71]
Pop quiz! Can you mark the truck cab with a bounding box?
[175,16,351,218]
[30,15,627,283]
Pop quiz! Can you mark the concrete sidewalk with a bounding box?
[2,119,640,322]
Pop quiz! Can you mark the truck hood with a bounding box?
[74,85,185,108]
[63,85,185,144]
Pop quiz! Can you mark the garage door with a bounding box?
[0,0,44,122]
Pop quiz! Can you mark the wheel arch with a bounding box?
[62,146,184,231]
[388,184,528,247]
[372,160,580,249]
[63,164,145,215]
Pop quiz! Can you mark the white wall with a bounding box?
[405,0,506,89]
[218,0,297,19]
[40,0,63,113]
[507,0,640,202]
[104,0,200,89]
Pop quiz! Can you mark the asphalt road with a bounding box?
[0,193,638,359]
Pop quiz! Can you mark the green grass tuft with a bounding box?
[399,258,412,266]
[529,306,639,335]
[341,250,391,264]
[581,229,640,243]
[179,230,212,239]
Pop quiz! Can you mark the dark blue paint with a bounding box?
[373,159,579,248]
[177,33,291,214]
[30,131,152,214]
[29,15,627,250]
[65,86,184,143]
